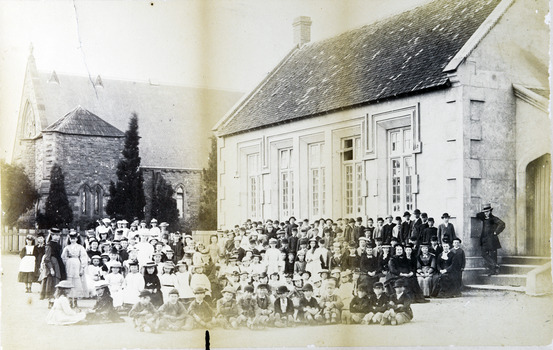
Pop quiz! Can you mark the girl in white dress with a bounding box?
[174,261,195,302]
[105,261,125,307]
[46,281,86,325]
[84,255,103,297]
[122,261,144,306]
[61,233,88,308]
[159,262,178,303]
[305,239,320,276]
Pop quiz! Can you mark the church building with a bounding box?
[12,51,243,227]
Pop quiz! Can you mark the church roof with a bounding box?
[43,106,125,137]
[216,0,503,136]
[33,73,242,169]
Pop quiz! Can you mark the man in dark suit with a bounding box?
[400,212,412,245]
[381,215,395,245]
[344,219,355,243]
[409,209,422,243]
[437,213,457,244]
[476,203,505,275]
[353,217,365,244]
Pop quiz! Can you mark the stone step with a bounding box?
[499,256,551,265]
[462,267,487,284]
[465,284,526,293]
[465,256,487,268]
[499,264,541,275]
[478,274,527,287]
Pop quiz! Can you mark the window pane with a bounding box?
[312,169,319,216]
[345,164,353,215]
[344,150,353,161]
[392,159,401,213]
[356,163,363,210]
[321,167,326,215]
[405,157,413,211]
[344,139,353,149]
[404,129,412,153]
[355,138,361,160]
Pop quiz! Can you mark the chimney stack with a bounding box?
[293,16,312,47]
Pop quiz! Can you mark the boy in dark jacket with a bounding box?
[348,283,371,324]
[363,282,389,324]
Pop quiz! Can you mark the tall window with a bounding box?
[342,137,363,216]
[279,148,294,219]
[309,143,325,218]
[176,186,185,218]
[81,186,90,216]
[94,186,103,215]
[389,127,414,215]
[247,153,261,220]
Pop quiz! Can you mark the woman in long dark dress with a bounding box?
[143,261,163,307]
[34,233,46,283]
[40,228,67,307]
[431,241,459,298]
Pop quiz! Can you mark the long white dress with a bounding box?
[84,264,103,297]
[175,271,194,299]
[105,272,125,307]
[46,295,86,325]
[159,273,178,302]
[61,243,88,298]
[122,272,145,305]
[305,249,319,276]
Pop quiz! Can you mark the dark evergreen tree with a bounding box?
[0,160,39,226]
[150,173,179,229]
[198,135,217,229]
[106,114,146,220]
[38,163,73,228]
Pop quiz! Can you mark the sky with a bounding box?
[0,0,435,161]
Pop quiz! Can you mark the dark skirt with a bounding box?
[18,272,36,283]
[40,275,60,300]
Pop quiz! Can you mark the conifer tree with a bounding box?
[106,114,145,220]
[150,173,179,229]
[198,135,217,229]
[38,163,73,228]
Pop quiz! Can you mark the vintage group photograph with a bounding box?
[0,0,551,349]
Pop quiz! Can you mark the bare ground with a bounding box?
[1,253,552,349]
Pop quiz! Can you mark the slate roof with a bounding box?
[217,0,502,136]
[43,106,125,137]
[34,72,243,169]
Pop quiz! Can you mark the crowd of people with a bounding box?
[18,210,468,332]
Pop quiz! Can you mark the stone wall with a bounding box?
[142,167,202,225]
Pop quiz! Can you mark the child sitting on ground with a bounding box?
[318,277,343,324]
[188,287,215,328]
[363,282,389,324]
[348,283,371,324]
[215,286,239,329]
[382,279,413,325]
[85,281,124,324]
[129,290,158,332]
[156,288,194,331]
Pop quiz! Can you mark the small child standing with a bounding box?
[159,262,177,303]
[105,261,125,308]
[18,235,37,293]
[143,261,164,307]
[122,261,145,307]
[129,290,158,332]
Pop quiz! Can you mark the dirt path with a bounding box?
[2,254,552,349]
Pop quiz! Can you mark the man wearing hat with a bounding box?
[476,203,505,275]
[343,219,355,243]
[438,213,457,245]
[400,212,412,245]
[382,279,413,325]
[409,209,423,242]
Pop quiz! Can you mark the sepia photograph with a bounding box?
[0,0,552,349]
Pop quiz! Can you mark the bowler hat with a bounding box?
[413,209,421,215]
[221,286,236,295]
[394,279,406,288]
[302,283,313,292]
[139,290,152,298]
[441,213,450,219]
[403,211,411,218]
[482,203,493,211]
[168,288,179,296]
[373,282,384,289]
[277,285,289,294]
[193,287,207,294]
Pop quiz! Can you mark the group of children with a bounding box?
[20,210,465,331]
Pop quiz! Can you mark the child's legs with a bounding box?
[350,312,364,324]
[341,309,351,324]
[372,312,383,323]
[395,312,410,325]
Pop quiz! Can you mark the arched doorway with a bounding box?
[526,153,551,256]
